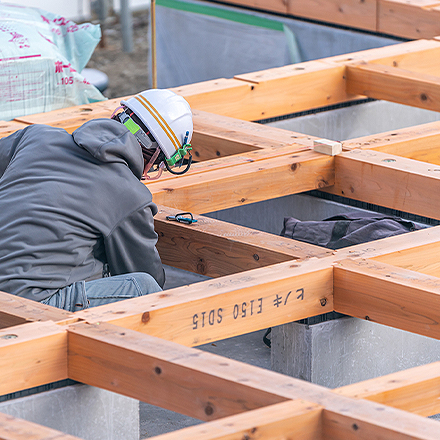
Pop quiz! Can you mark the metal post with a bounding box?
[120,0,134,53]
[151,0,157,88]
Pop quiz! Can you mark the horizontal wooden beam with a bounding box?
[0,412,82,440]
[174,62,355,121]
[326,149,440,220]
[322,407,439,440]
[146,400,323,440]
[149,150,335,212]
[0,321,67,395]
[343,120,440,165]
[191,109,313,161]
[333,258,440,339]
[218,0,440,40]
[0,291,75,329]
[378,0,440,40]
[75,258,334,346]
[371,241,440,278]
[13,98,125,133]
[0,121,29,140]
[155,205,330,277]
[67,322,440,439]
[335,361,440,417]
[346,62,440,112]
[67,322,288,420]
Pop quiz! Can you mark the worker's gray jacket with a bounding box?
[0,119,165,302]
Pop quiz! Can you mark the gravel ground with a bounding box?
[85,10,152,99]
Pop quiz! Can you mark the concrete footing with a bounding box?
[0,383,139,440]
[271,317,440,388]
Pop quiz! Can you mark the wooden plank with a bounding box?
[343,120,440,165]
[0,291,74,329]
[145,400,323,440]
[322,407,439,440]
[171,78,254,120]
[327,39,440,76]
[287,0,377,31]
[155,205,331,277]
[174,62,357,121]
[333,258,440,339]
[333,224,440,260]
[0,322,67,395]
[148,150,335,213]
[378,0,440,40]
[335,361,440,416]
[217,0,288,14]
[74,258,334,346]
[0,121,29,139]
[67,322,288,420]
[191,109,313,161]
[326,149,440,220]
[13,98,125,133]
[233,62,357,121]
[0,412,82,440]
[346,62,440,112]
[371,241,440,278]
[68,322,440,439]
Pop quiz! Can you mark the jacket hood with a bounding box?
[72,118,144,179]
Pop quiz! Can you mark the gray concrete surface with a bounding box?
[271,317,440,389]
[0,384,139,440]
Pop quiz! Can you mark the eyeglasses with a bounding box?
[166,212,197,224]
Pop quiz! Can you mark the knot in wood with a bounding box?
[142,311,150,323]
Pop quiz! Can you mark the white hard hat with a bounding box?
[121,89,193,162]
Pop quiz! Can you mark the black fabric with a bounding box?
[281,211,425,250]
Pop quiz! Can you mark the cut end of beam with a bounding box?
[314,139,343,156]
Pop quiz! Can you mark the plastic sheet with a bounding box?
[0,3,106,121]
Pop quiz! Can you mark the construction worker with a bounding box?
[0,89,193,311]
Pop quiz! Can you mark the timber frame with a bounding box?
[1,1,440,438]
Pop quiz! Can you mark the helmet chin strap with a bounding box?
[142,148,164,180]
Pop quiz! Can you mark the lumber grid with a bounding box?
[213,0,440,40]
[1,38,440,439]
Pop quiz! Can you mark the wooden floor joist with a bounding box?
[1,25,440,440]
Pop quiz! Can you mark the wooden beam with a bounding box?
[0,412,82,440]
[327,39,440,75]
[13,98,125,133]
[371,241,440,278]
[148,150,335,212]
[326,149,440,220]
[67,322,440,439]
[0,291,75,329]
[144,400,323,440]
[67,322,288,420]
[217,0,288,15]
[333,258,440,339]
[378,0,440,40]
[322,407,439,440]
[171,78,254,120]
[335,361,440,417]
[343,120,440,166]
[74,258,334,346]
[286,0,377,31]
[346,62,440,111]
[0,121,29,140]
[174,62,356,121]
[0,322,67,395]
[155,205,331,277]
[190,109,313,161]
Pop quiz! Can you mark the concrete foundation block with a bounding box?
[271,316,440,389]
[0,383,139,440]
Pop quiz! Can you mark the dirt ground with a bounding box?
[85,10,152,99]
